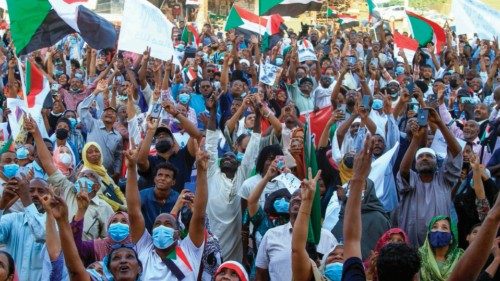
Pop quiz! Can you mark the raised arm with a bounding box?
[226,96,249,135]
[291,169,322,281]
[46,195,91,281]
[318,113,337,148]
[400,126,425,182]
[136,117,157,172]
[428,107,461,157]
[448,195,500,281]
[332,65,348,102]
[124,148,146,243]
[248,162,279,217]
[24,116,57,176]
[344,135,373,260]
[189,146,209,247]
[138,47,151,89]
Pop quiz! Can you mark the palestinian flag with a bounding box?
[7,0,117,56]
[259,0,323,17]
[181,23,201,46]
[406,10,446,53]
[20,60,51,109]
[393,31,418,63]
[337,14,359,28]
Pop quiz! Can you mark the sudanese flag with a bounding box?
[6,0,117,55]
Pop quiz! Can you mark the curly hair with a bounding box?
[377,243,421,281]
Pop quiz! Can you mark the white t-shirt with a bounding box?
[136,231,204,281]
[239,174,287,209]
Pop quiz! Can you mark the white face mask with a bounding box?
[59,153,72,166]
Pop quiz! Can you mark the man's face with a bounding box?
[309,31,318,42]
[463,120,479,141]
[0,152,15,167]
[102,108,117,125]
[152,213,179,242]
[289,190,302,218]
[296,69,306,80]
[474,104,489,121]
[70,78,83,92]
[231,100,243,115]
[470,78,482,92]
[466,226,480,244]
[346,91,357,106]
[299,81,313,95]
[219,152,239,175]
[415,153,437,173]
[154,168,175,193]
[30,179,49,212]
[349,122,360,136]
[372,135,386,157]
[231,80,244,95]
[432,81,445,95]
[421,67,433,80]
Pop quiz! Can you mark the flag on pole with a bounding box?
[405,10,446,53]
[24,60,51,109]
[225,5,270,36]
[393,31,418,62]
[304,114,321,244]
[326,7,336,17]
[6,0,117,56]
[181,22,201,46]
[259,0,323,17]
[337,14,359,28]
[366,0,376,18]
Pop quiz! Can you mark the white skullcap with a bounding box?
[353,118,361,124]
[239,59,250,66]
[416,147,436,159]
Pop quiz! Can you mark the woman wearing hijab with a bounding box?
[52,145,74,179]
[72,211,132,266]
[332,179,391,259]
[289,127,306,179]
[81,142,126,211]
[419,215,464,281]
[214,261,249,281]
[319,245,344,281]
[364,228,410,281]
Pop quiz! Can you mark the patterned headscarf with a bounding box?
[419,216,464,281]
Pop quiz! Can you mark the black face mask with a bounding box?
[55,128,69,140]
[450,79,459,88]
[343,155,354,168]
[155,140,172,153]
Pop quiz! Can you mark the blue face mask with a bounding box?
[372,99,383,110]
[273,198,290,214]
[86,268,103,281]
[3,164,19,179]
[428,231,452,248]
[108,222,130,242]
[275,57,284,66]
[16,147,29,160]
[68,118,78,130]
[324,262,343,281]
[54,69,64,76]
[179,93,190,105]
[152,225,175,249]
[236,152,245,162]
[74,177,95,193]
[395,66,405,76]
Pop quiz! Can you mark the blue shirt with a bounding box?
[140,188,179,232]
[0,204,46,281]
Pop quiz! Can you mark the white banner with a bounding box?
[368,142,399,199]
[118,0,177,62]
[298,39,317,62]
[431,129,466,159]
[259,63,282,86]
[451,0,500,40]
[186,0,200,5]
[6,98,48,143]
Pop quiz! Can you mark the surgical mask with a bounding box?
[330,76,335,83]
[428,231,452,248]
[236,152,244,162]
[324,262,343,281]
[58,153,72,166]
[75,72,84,81]
[86,269,103,281]
[54,69,64,76]
[108,222,130,242]
[74,177,95,193]
[68,118,77,130]
[117,95,128,101]
[16,147,29,160]
[56,128,69,140]
[179,93,190,105]
[3,164,19,179]
[213,81,221,90]
[152,225,175,249]
[273,198,290,214]
[275,57,283,66]
[372,99,383,110]
[395,66,405,76]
